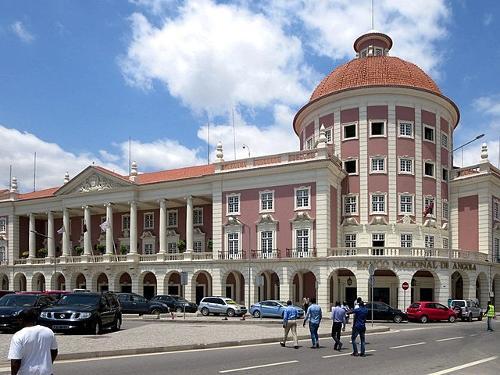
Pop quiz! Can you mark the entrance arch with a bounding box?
[223,271,245,304]
[372,270,399,307]
[410,270,437,303]
[164,271,182,297]
[32,273,46,291]
[257,270,279,301]
[73,273,87,290]
[141,272,157,299]
[328,269,357,309]
[451,271,469,300]
[117,272,132,293]
[476,272,489,308]
[291,270,316,305]
[94,273,109,292]
[13,273,27,291]
[192,271,212,304]
[51,272,66,291]
[0,274,9,290]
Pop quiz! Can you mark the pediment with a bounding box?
[55,166,133,196]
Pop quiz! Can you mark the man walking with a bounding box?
[331,301,346,351]
[351,301,368,357]
[280,300,299,349]
[303,297,322,348]
[484,300,495,332]
[8,309,58,375]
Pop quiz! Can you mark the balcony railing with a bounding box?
[218,248,317,260]
[327,247,490,261]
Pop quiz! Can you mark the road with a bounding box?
[21,320,499,375]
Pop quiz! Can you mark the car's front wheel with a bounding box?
[393,315,403,323]
[253,310,261,318]
[150,308,161,316]
[112,316,121,332]
[468,314,472,322]
[448,315,456,323]
[90,319,102,335]
[420,315,429,324]
[227,309,235,317]
[201,307,209,316]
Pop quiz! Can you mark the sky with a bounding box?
[0,0,499,192]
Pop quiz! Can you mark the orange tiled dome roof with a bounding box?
[310,56,441,102]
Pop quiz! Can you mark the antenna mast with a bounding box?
[207,116,210,164]
[128,136,132,175]
[371,0,374,29]
[33,152,37,192]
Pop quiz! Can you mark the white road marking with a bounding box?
[435,336,464,342]
[390,341,426,349]
[469,333,478,337]
[219,360,298,373]
[322,349,376,358]
[425,356,498,375]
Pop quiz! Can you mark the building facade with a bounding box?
[1,31,499,311]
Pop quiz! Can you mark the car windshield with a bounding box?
[452,301,465,307]
[0,294,38,307]
[57,294,100,306]
[226,299,238,305]
[409,303,420,309]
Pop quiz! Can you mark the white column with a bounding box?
[105,203,114,255]
[62,208,70,256]
[83,206,92,256]
[159,199,167,253]
[7,213,19,263]
[186,195,193,252]
[212,182,223,259]
[359,105,368,225]
[129,201,138,254]
[28,213,36,258]
[315,171,330,256]
[415,105,423,225]
[47,211,55,258]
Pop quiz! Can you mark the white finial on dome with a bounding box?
[317,124,327,149]
[215,141,224,163]
[10,176,18,193]
[64,172,70,184]
[129,161,138,182]
[480,143,488,162]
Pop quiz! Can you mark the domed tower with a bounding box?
[293,31,459,250]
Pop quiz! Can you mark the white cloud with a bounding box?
[196,105,299,161]
[120,0,313,114]
[456,140,500,169]
[10,21,34,43]
[473,96,500,118]
[269,0,450,77]
[0,125,124,192]
[130,0,178,15]
[483,13,493,26]
[116,138,204,170]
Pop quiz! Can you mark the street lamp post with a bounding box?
[452,133,485,167]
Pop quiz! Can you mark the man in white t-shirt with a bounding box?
[8,309,58,375]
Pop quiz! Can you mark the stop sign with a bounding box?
[402,281,409,291]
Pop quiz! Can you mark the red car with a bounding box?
[407,302,457,323]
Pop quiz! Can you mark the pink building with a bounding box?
[1,31,499,312]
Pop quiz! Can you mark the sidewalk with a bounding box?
[0,320,389,362]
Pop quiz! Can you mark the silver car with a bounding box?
[451,298,483,322]
[198,297,247,317]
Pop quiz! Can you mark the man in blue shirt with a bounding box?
[351,301,368,357]
[303,297,322,348]
[280,300,299,349]
[331,301,346,351]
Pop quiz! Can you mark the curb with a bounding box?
[127,316,287,325]
[51,326,390,362]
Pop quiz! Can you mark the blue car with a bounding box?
[249,300,304,318]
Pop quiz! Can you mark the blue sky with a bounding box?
[0,0,499,192]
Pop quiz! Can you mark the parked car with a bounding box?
[365,302,407,323]
[116,293,169,315]
[0,291,15,298]
[150,295,198,313]
[198,297,247,317]
[0,294,55,331]
[406,302,457,323]
[39,292,121,335]
[450,298,483,322]
[249,300,304,319]
[17,290,71,301]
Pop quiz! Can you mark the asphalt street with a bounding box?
[10,320,496,375]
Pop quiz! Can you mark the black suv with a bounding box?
[0,294,55,332]
[365,302,407,323]
[150,295,198,313]
[116,293,169,315]
[39,292,121,335]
